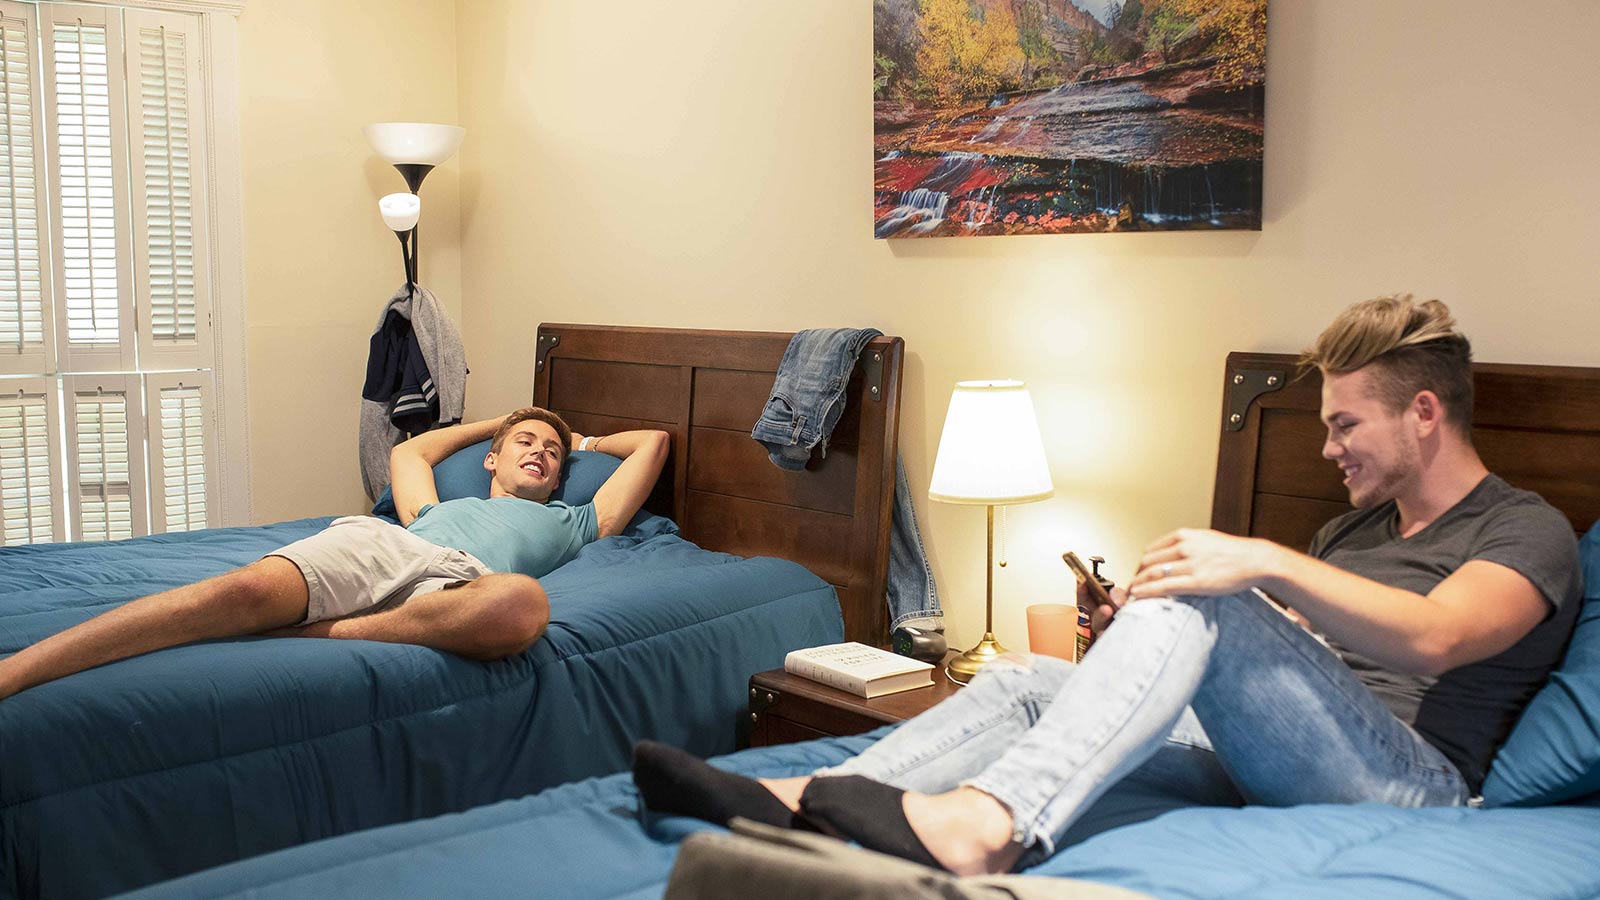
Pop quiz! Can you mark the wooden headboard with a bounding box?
[531,323,904,645]
[1213,351,1600,549]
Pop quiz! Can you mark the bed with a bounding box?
[127,353,1600,900]
[0,324,905,900]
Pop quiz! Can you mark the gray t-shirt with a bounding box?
[1308,474,1582,792]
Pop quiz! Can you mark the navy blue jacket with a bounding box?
[362,309,438,436]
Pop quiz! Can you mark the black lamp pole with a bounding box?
[393,230,414,294]
[392,163,435,292]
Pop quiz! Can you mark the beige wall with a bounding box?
[452,1,1600,649]
[239,0,462,523]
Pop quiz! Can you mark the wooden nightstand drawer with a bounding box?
[747,653,961,747]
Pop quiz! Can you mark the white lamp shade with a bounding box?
[379,192,421,231]
[928,380,1054,505]
[363,122,465,166]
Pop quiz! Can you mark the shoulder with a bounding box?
[543,499,597,522]
[1472,476,1574,541]
[1469,476,1581,610]
[547,500,600,542]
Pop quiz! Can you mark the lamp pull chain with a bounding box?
[998,506,1007,568]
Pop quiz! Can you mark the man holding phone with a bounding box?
[631,295,1582,876]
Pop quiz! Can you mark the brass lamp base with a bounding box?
[945,632,1010,684]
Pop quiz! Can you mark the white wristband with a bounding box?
[581,435,601,452]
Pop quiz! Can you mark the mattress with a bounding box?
[128,732,1600,900]
[0,516,843,900]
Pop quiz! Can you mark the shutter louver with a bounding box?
[145,371,213,532]
[74,389,134,541]
[66,373,146,540]
[144,26,189,342]
[0,2,52,376]
[129,9,210,369]
[46,8,133,372]
[158,385,203,529]
[0,377,62,544]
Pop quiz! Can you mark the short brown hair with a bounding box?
[491,407,572,462]
[1299,294,1475,432]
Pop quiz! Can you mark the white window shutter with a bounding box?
[64,372,146,541]
[0,375,63,544]
[44,6,135,374]
[0,2,54,377]
[127,9,211,371]
[143,370,215,533]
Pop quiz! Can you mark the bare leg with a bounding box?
[266,573,549,661]
[0,556,310,701]
[758,776,811,812]
[901,787,1023,875]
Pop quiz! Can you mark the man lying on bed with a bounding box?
[0,409,669,700]
[632,295,1582,876]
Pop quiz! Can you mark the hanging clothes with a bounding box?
[753,327,943,633]
[359,284,468,500]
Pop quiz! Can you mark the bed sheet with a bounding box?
[0,517,842,900]
[128,732,1600,900]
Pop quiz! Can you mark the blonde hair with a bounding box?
[490,407,572,462]
[1299,294,1474,431]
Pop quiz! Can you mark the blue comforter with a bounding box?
[130,732,1600,900]
[0,517,843,900]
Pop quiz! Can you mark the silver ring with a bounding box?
[1161,563,1173,578]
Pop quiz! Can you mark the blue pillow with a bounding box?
[1480,520,1600,806]
[372,443,623,519]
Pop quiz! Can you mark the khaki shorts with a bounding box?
[268,516,493,626]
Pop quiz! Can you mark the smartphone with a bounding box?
[1062,551,1115,608]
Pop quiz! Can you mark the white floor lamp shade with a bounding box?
[363,123,465,167]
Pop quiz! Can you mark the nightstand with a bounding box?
[746,653,962,747]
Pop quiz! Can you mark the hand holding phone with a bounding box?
[1063,552,1123,653]
[1062,551,1114,607]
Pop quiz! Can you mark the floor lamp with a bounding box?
[928,380,1054,684]
[364,122,465,289]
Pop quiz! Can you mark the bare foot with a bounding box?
[757,775,810,812]
[902,787,1022,876]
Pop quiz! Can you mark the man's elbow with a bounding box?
[1409,634,1468,678]
[389,438,421,470]
[646,430,671,466]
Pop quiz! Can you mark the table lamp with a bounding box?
[928,380,1054,684]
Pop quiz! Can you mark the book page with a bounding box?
[795,643,932,679]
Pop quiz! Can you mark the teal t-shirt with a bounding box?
[407,496,599,578]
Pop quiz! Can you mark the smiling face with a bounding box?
[485,419,564,501]
[1320,367,1424,510]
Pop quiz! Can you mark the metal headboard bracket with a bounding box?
[535,333,560,371]
[1224,368,1285,431]
[864,348,885,402]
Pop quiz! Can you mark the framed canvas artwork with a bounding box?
[874,0,1266,238]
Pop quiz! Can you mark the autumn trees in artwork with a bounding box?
[874,0,1267,106]
[909,0,1025,104]
[1168,0,1266,87]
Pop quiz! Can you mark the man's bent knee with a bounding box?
[228,557,311,631]
[462,574,549,661]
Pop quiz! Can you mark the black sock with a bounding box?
[631,741,796,829]
[798,775,941,869]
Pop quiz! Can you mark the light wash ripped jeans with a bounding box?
[820,590,1470,862]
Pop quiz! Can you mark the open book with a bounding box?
[784,642,935,698]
